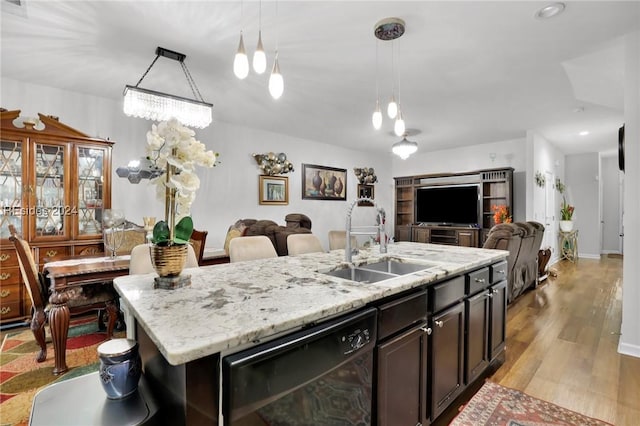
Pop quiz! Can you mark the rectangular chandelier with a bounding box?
[123,47,213,129]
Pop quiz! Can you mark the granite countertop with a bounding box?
[114,242,507,365]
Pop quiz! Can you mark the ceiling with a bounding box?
[2,1,639,156]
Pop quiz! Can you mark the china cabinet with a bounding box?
[0,110,113,325]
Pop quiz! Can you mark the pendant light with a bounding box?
[269,0,284,99]
[372,40,382,130]
[233,1,249,79]
[394,41,405,137]
[252,0,267,74]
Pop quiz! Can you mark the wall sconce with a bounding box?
[353,167,378,184]
[115,158,164,184]
[253,152,294,175]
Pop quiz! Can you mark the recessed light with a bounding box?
[535,2,566,19]
[579,131,589,136]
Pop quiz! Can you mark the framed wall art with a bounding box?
[302,164,347,200]
[357,184,375,206]
[259,175,288,205]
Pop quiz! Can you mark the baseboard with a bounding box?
[618,341,640,358]
[577,253,600,260]
[601,250,622,255]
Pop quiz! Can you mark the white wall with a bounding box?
[565,153,600,258]
[1,78,392,251]
[528,131,566,261]
[619,30,640,358]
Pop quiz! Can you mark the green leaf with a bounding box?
[152,221,170,244]
[174,216,193,243]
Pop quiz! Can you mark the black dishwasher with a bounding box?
[222,307,377,426]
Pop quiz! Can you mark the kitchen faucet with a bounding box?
[345,197,387,264]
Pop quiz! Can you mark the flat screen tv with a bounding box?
[415,185,479,226]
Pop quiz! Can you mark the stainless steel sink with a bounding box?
[359,259,437,275]
[323,267,397,283]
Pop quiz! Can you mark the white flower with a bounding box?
[146,118,219,215]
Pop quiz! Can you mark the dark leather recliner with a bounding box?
[228,214,313,256]
[483,221,545,304]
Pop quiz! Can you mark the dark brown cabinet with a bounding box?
[465,290,490,384]
[394,168,513,247]
[489,280,507,360]
[430,301,465,421]
[377,324,430,426]
[376,289,429,426]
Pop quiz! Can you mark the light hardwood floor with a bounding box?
[492,255,640,425]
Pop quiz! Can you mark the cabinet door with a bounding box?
[412,227,430,243]
[0,138,26,238]
[76,145,109,238]
[29,139,69,241]
[395,225,412,242]
[430,302,465,421]
[457,230,477,247]
[377,324,429,426]
[465,291,489,384]
[489,280,507,360]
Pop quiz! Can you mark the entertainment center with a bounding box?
[394,167,514,247]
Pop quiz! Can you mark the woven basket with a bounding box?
[150,244,188,277]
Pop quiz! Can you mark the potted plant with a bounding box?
[145,118,219,279]
[559,199,575,232]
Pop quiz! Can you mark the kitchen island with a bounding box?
[114,242,508,425]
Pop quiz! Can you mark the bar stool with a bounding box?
[229,236,278,263]
[287,234,324,255]
[328,230,357,251]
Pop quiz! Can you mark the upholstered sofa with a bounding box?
[224,214,312,256]
[483,221,545,304]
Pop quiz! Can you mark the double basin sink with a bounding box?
[323,259,440,284]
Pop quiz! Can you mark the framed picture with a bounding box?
[302,164,347,200]
[357,184,375,206]
[259,175,288,205]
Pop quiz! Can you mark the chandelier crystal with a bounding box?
[122,47,213,129]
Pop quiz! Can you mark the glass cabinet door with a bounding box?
[77,146,105,236]
[0,139,24,238]
[32,141,67,239]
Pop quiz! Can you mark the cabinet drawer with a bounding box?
[0,266,21,285]
[37,246,70,264]
[378,289,428,341]
[431,276,465,313]
[0,282,22,304]
[0,249,19,267]
[490,261,508,284]
[466,267,490,295]
[0,299,22,320]
[74,244,104,256]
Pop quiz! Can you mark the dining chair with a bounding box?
[287,234,325,255]
[229,236,278,263]
[8,224,118,375]
[328,230,357,251]
[129,244,199,275]
[189,228,208,266]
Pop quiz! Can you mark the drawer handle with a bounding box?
[0,289,10,297]
[487,292,493,298]
[0,273,10,280]
[435,320,444,328]
[420,326,432,335]
[493,288,499,294]
[497,270,506,274]
[0,253,10,262]
[46,250,58,257]
[0,306,11,315]
[474,278,486,283]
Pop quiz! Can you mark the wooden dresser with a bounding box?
[0,110,114,326]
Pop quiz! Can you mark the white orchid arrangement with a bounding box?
[145,118,219,243]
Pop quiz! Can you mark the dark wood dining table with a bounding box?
[42,255,131,374]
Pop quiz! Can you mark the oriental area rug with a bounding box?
[0,316,124,426]
[450,380,613,426]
